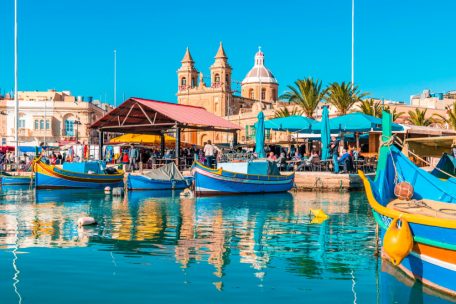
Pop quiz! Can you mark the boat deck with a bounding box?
[387,199,456,220]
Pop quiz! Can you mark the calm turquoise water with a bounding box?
[0,186,453,304]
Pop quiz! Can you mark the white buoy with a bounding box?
[77,217,97,227]
[104,186,112,194]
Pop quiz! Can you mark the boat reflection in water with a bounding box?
[0,188,453,303]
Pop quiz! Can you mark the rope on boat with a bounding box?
[380,135,456,180]
[393,199,456,216]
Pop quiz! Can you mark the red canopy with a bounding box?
[0,146,15,153]
[90,97,240,133]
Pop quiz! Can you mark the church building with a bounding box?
[177,43,279,146]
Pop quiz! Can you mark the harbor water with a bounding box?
[0,186,453,304]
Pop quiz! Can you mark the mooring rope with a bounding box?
[380,135,456,180]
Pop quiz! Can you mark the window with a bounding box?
[1,138,6,145]
[34,120,39,130]
[46,119,50,130]
[18,118,26,128]
[65,120,74,136]
[249,89,254,99]
[271,89,276,101]
[191,77,196,87]
[225,73,229,83]
[40,120,44,130]
[214,74,220,84]
[181,77,187,86]
[261,88,266,100]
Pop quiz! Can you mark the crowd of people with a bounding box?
[263,137,367,174]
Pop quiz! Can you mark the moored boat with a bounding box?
[359,111,456,296]
[33,158,124,189]
[127,162,189,190]
[191,160,295,196]
[1,175,33,186]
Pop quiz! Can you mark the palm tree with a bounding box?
[356,98,382,117]
[326,82,369,115]
[435,103,456,130]
[407,108,437,126]
[383,106,405,122]
[280,77,327,119]
[273,106,303,118]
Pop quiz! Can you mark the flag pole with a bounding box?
[114,49,117,107]
[351,0,355,89]
[14,0,19,161]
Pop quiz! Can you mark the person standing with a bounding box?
[203,140,220,168]
[329,136,340,173]
[129,145,138,171]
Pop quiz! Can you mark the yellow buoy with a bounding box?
[310,209,329,224]
[383,216,413,265]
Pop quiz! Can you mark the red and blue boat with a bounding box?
[359,111,456,296]
[191,160,294,196]
[33,158,124,189]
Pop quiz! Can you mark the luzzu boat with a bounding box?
[33,158,124,189]
[191,160,295,196]
[359,111,456,296]
[127,162,189,190]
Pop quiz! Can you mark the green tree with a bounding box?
[273,106,303,118]
[434,103,456,130]
[326,82,369,115]
[280,77,327,119]
[407,108,437,126]
[356,98,382,117]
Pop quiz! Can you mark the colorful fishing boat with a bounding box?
[0,175,33,186]
[127,162,189,190]
[191,160,295,196]
[359,111,456,296]
[33,158,124,189]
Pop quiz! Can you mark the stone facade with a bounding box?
[0,90,112,147]
[177,43,278,146]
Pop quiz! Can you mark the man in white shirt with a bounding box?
[204,140,221,168]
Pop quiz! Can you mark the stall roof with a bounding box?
[90,97,241,133]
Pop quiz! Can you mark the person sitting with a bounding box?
[338,149,353,173]
[287,151,302,171]
[267,151,277,161]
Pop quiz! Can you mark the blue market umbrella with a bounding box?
[321,106,331,160]
[311,112,403,133]
[264,115,315,132]
[255,111,266,158]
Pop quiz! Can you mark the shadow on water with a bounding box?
[0,187,454,303]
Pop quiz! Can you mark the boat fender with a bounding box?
[394,182,414,201]
[77,217,97,227]
[104,186,111,194]
[310,209,329,220]
[383,216,413,266]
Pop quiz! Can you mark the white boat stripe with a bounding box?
[409,251,456,271]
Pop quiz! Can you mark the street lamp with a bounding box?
[74,120,81,144]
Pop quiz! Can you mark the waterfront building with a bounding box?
[410,89,456,110]
[0,90,112,148]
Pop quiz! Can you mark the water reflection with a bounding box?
[0,187,453,303]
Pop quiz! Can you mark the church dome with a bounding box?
[241,48,278,85]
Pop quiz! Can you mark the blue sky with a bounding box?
[0,0,455,104]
